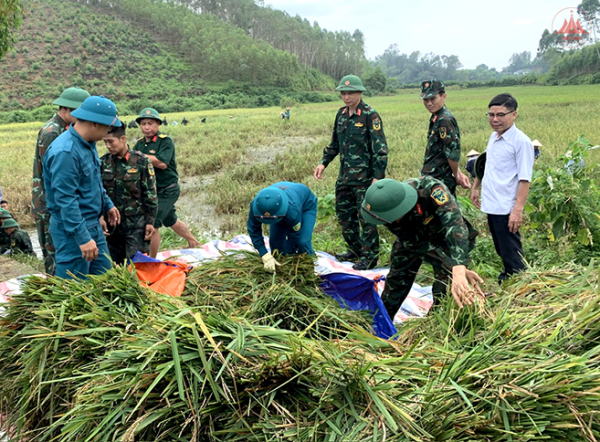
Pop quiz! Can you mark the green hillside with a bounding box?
[0,0,348,122]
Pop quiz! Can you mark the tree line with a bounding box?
[68,0,366,83]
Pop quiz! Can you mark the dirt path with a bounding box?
[0,255,38,281]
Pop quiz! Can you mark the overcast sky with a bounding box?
[264,0,589,70]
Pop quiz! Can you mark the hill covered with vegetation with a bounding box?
[0,0,372,122]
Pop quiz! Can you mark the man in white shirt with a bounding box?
[470,93,534,284]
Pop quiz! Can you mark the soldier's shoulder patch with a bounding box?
[372,118,381,131]
[148,165,155,176]
[158,134,168,139]
[439,127,447,139]
[292,222,301,232]
[431,186,449,206]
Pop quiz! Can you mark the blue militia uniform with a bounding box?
[247,182,318,256]
[43,126,115,279]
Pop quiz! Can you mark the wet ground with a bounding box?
[177,135,317,238]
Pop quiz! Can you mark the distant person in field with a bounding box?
[314,74,388,271]
[182,117,189,126]
[43,96,122,279]
[133,108,200,257]
[32,87,90,275]
[532,139,542,159]
[100,121,158,264]
[470,93,534,284]
[162,116,168,126]
[128,120,138,129]
[465,150,479,179]
[247,182,318,273]
[0,218,34,256]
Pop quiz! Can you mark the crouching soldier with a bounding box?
[0,219,34,256]
[248,182,318,273]
[361,177,484,317]
[0,209,13,251]
[100,122,158,263]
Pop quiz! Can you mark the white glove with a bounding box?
[261,252,282,273]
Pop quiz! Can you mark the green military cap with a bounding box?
[335,74,366,92]
[361,179,418,225]
[136,108,162,124]
[53,87,90,109]
[0,208,12,219]
[252,186,289,225]
[475,151,487,180]
[1,218,18,229]
[419,79,445,99]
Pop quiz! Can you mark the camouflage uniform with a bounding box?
[100,149,158,263]
[320,100,388,261]
[421,106,461,195]
[32,113,68,274]
[0,228,34,256]
[381,176,475,316]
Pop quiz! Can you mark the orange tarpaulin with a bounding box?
[132,261,191,297]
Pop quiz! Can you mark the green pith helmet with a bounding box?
[475,151,487,180]
[252,186,289,225]
[136,108,162,124]
[419,79,445,99]
[335,74,366,92]
[0,208,12,219]
[52,87,90,109]
[361,179,418,225]
[1,218,18,229]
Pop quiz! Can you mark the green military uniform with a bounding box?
[363,177,475,317]
[421,106,461,195]
[133,132,180,228]
[321,99,388,263]
[32,113,68,274]
[0,209,12,251]
[0,219,34,256]
[101,149,158,263]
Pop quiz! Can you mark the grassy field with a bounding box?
[2,84,600,280]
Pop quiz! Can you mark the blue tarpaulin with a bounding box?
[320,273,397,339]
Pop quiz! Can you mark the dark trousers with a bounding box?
[335,184,379,261]
[382,240,452,318]
[487,214,525,283]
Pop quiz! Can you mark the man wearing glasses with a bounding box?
[248,182,318,273]
[470,93,534,284]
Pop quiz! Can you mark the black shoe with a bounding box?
[335,251,359,262]
[352,258,378,271]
